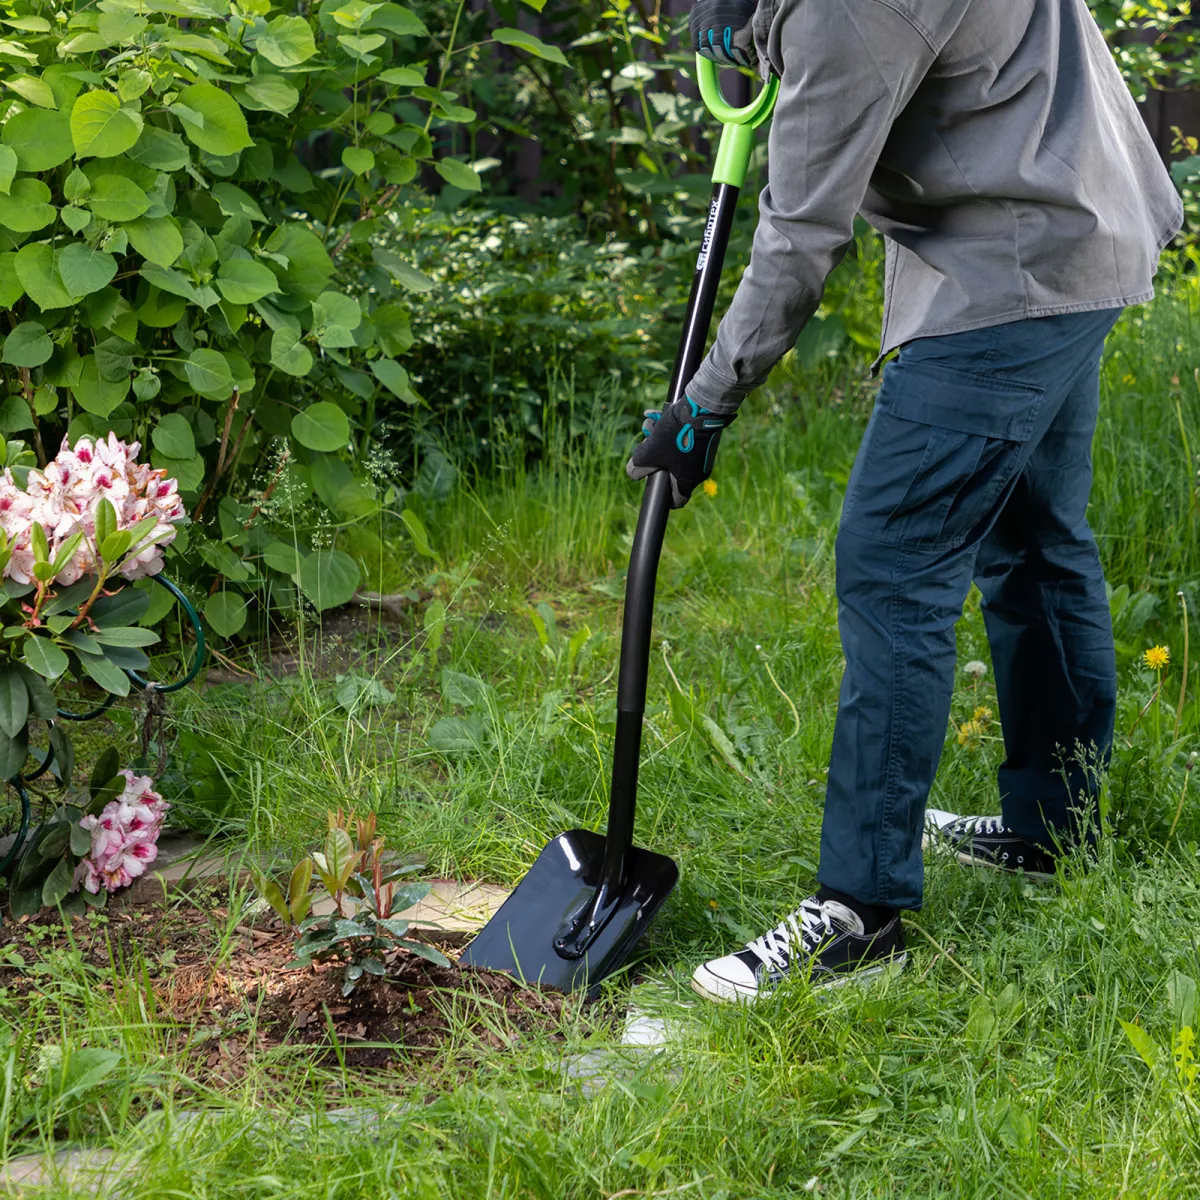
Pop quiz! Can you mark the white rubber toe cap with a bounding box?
[924,808,961,832]
[691,952,760,1004]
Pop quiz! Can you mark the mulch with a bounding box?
[0,887,586,1083]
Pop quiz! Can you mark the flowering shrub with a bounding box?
[1,433,186,918]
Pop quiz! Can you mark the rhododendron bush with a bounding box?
[0,433,187,918]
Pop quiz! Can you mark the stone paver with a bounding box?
[308,878,509,943]
[0,1147,126,1195]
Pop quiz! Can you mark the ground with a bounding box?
[1,284,1200,1197]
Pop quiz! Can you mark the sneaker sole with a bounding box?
[690,953,907,1005]
[923,834,1055,882]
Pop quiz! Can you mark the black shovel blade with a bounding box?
[459,830,678,995]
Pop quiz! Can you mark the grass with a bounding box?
[3,277,1200,1196]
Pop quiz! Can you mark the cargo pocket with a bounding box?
[841,360,1046,550]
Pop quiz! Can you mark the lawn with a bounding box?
[3,277,1200,1198]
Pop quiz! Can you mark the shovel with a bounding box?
[460,58,779,995]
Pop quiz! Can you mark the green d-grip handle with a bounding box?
[696,54,779,188]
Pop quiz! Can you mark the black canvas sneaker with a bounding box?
[691,896,906,1004]
[923,809,1058,880]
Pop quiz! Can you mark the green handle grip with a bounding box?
[695,55,778,189]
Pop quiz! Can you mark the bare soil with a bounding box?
[0,889,582,1083]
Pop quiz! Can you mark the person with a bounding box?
[627,0,1184,1003]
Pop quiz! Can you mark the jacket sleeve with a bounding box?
[685,0,937,414]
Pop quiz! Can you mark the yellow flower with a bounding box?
[1143,645,1170,671]
[972,706,993,727]
[702,479,718,498]
[957,719,983,749]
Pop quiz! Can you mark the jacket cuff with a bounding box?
[682,360,757,415]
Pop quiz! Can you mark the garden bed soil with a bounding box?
[0,891,580,1080]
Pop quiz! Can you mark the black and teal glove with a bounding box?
[626,396,737,509]
[689,0,758,70]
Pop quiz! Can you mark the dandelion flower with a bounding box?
[957,719,983,748]
[1143,645,1170,670]
[702,479,718,498]
[963,660,987,680]
[972,706,993,726]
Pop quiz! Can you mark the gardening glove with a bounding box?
[626,395,737,509]
[689,0,758,70]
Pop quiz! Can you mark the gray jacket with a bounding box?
[686,0,1185,414]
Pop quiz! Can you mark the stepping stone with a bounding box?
[309,879,511,945]
[0,1146,126,1194]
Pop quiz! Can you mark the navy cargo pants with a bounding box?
[818,309,1122,911]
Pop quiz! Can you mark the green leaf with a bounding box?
[151,412,195,459]
[0,727,28,780]
[238,75,300,115]
[125,217,183,268]
[311,291,362,348]
[395,939,451,967]
[270,327,313,377]
[0,145,15,195]
[216,258,278,303]
[71,91,144,159]
[204,592,248,638]
[89,748,120,795]
[372,247,434,292]
[129,126,189,172]
[184,349,235,401]
[5,74,57,109]
[70,820,93,856]
[366,4,428,35]
[399,508,437,559]
[41,858,73,910]
[379,67,424,86]
[2,108,73,171]
[59,1048,122,1102]
[15,244,70,309]
[16,665,55,721]
[212,182,266,223]
[86,175,149,222]
[47,723,73,784]
[435,158,483,192]
[2,322,52,368]
[90,626,159,648]
[57,244,117,300]
[73,356,130,417]
[299,549,361,611]
[173,83,252,155]
[292,402,351,452]
[342,146,375,175]
[371,358,418,404]
[0,177,56,233]
[23,635,68,679]
[373,304,413,356]
[492,26,569,66]
[1120,1020,1159,1070]
[256,14,317,66]
[80,652,131,696]
[262,542,302,574]
[0,668,28,739]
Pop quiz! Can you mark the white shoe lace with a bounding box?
[744,897,836,973]
[951,815,1007,837]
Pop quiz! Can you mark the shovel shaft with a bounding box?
[554,181,742,959]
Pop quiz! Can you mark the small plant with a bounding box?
[255,810,448,997]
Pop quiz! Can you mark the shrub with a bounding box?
[0,0,575,637]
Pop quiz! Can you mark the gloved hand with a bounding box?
[626,395,737,509]
[689,0,758,69]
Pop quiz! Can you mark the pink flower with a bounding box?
[70,771,169,896]
[3,437,186,586]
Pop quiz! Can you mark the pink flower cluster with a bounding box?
[0,434,185,586]
[72,771,169,895]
